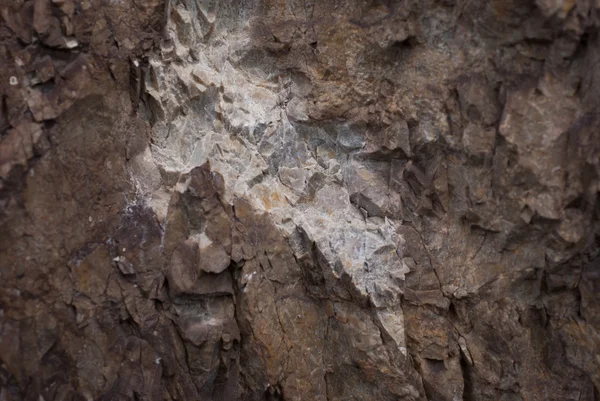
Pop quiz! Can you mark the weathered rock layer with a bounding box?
[1,0,600,400]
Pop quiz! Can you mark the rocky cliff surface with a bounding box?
[1,0,600,400]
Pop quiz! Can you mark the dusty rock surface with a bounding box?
[1,0,600,400]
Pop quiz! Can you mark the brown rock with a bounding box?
[1,1,600,400]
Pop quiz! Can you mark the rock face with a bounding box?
[1,0,600,400]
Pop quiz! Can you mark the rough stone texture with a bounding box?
[1,0,600,400]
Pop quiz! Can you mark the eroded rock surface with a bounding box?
[1,0,600,400]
